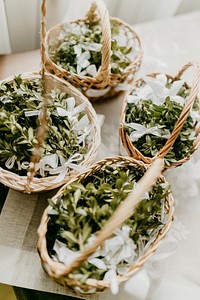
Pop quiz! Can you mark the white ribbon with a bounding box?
[102,226,137,265]
[37,153,59,177]
[53,240,81,266]
[51,153,85,183]
[5,155,17,169]
[77,51,91,75]
[24,110,39,117]
[126,122,170,141]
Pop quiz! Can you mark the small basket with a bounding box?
[37,156,174,295]
[43,0,142,102]
[120,61,200,170]
[0,72,100,193]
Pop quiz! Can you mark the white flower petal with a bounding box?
[81,43,101,52]
[79,51,91,61]
[73,114,89,131]
[169,80,184,96]
[79,70,87,76]
[104,269,119,295]
[156,74,167,86]
[138,85,154,100]
[88,258,107,270]
[144,76,166,98]
[171,95,185,106]
[77,64,82,75]
[127,95,140,104]
[53,240,81,266]
[74,45,82,56]
[65,97,75,112]
[79,59,90,69]
[81,25,91,35]
[56,107,68,117]
[190,110,200,124]
[86,64,97,77]
[73,102,87,115]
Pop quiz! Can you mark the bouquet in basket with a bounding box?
[44,0,142,100]
[37,157,173,295]
[0,73,99,192]
[120,62,200,169]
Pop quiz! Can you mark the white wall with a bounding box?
[1,0,200,54]
[3,0,69,53]
[0,0,11,54]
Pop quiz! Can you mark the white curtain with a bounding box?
[0,0,11,54]
[1,0,200,54]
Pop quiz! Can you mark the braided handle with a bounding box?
[158,61,200,159]
[60,158,164,276]
[25,0,48,192]
[86,0,111,84]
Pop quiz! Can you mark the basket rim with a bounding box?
[0,71,101,193]
[37,155,174,292]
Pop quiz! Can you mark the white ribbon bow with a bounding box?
[51,153,85,183]
[126,123,170,141]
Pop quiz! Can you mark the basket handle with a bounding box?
[157,61,200,159]
[86,0,111,85]
[60,158,164,276]
[25,0,48,192]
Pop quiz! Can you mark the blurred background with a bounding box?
[1,0,200,54]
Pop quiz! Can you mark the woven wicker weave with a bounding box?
[120,61,200,170]
[0,72,100,193]
[43,0,142,102]
[37,156,174,295]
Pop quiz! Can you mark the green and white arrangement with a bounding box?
[120,62,200,169]
[0,73,100,192]
[37,157,173,295]
[44,0,142,101]
[48,21,138,78]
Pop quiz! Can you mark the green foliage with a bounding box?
[47,163,170,281]
[0,76,90,176]
[125,83,197,165]
[49,20,134,76]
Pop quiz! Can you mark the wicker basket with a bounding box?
[0,72,100,193]
[120,61,200,170]
[37,156,174,295]
[43,0,142,102]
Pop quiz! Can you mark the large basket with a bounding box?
[120,61,200,170]
[0,72,100,193]
[37,157,174,295]
[43,0,142,102]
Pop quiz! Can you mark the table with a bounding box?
[1,10,200,300]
